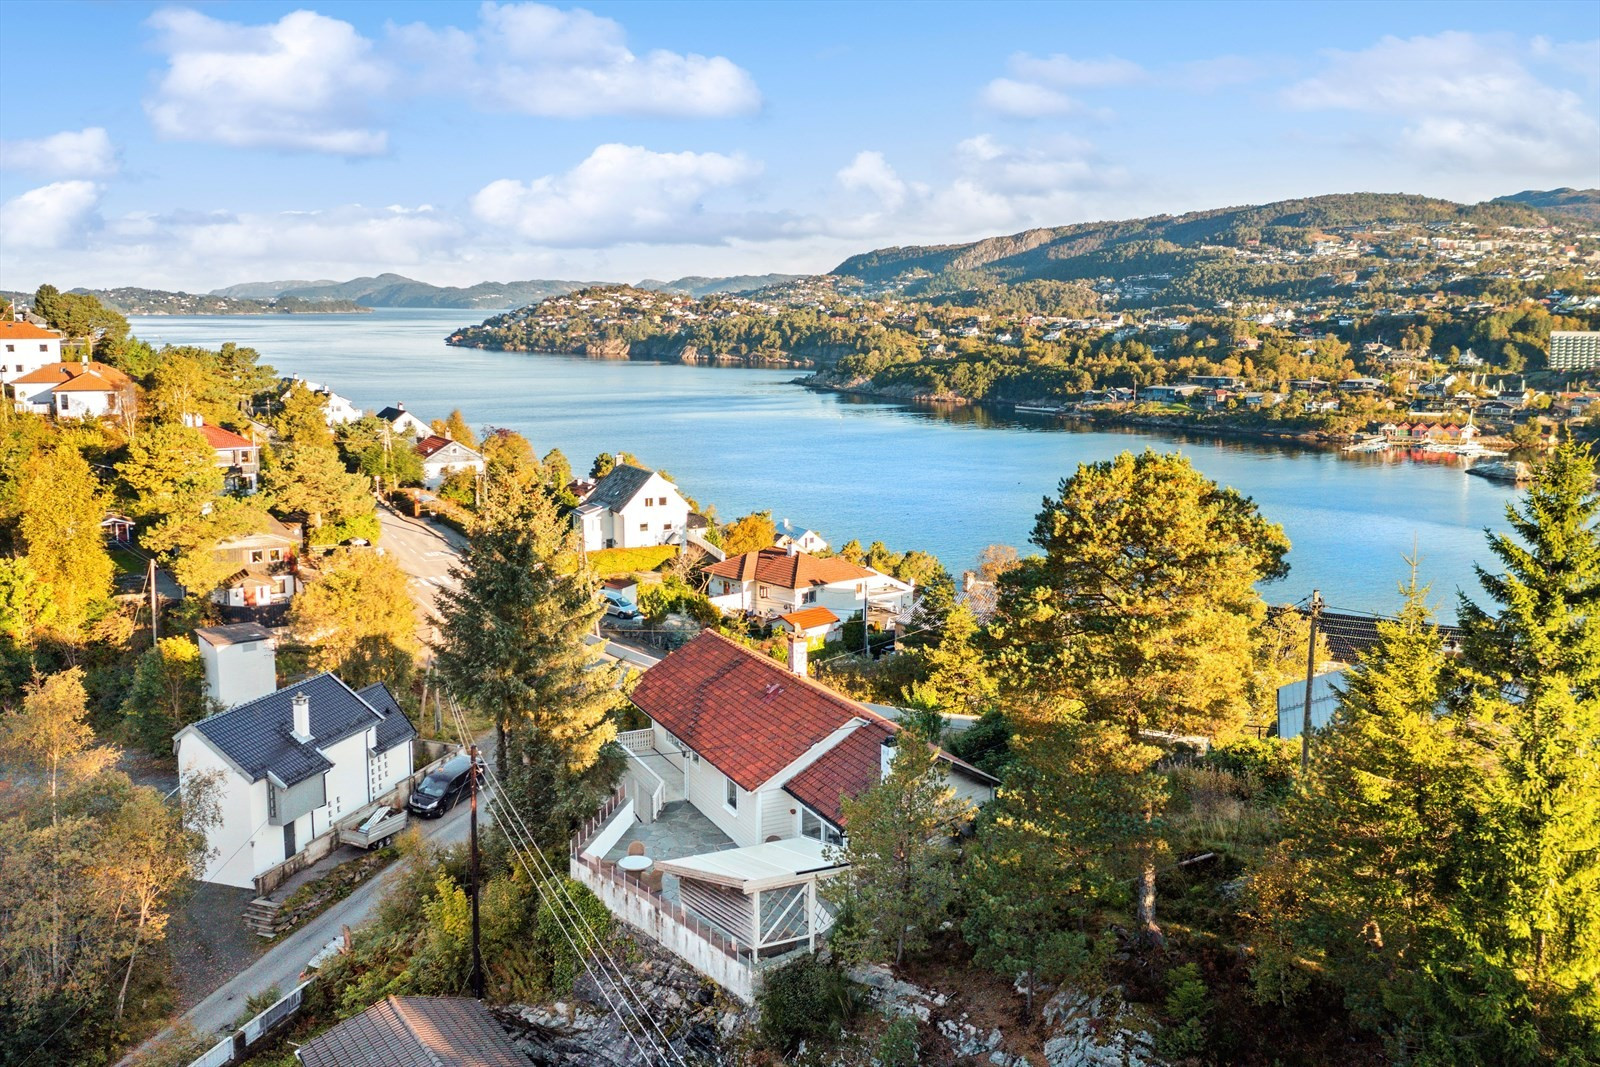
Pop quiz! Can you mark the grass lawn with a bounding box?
[584,545,678,576]
[110,548,147,576]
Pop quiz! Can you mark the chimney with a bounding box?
[785,540,798,557]
[291,692,311,743]
[880,734,897,780]
[787,635,808,678]
[396,402,405,411]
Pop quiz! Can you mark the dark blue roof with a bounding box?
[191,672,406,786]
[587,464,656,510]
[358,682,418,753]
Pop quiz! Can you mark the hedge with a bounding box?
[584,545,679,576]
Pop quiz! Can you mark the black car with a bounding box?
[406,753,482,818]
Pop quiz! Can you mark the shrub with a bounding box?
[757,955,864,1053]
[1201,735,1298,801]
[535,878,614,995]
[308,511,381,547]
[1155,962,1211,1061]
[876,1015,920,1067]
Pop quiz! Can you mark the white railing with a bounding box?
[187,981,311,1067]
[623,750,667,824]
[616,728,656,754]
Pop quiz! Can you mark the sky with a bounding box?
[0,0,1597,292]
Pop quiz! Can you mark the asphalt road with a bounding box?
[376,501,467,652]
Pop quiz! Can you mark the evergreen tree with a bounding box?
[261,443,372,534]
[827,730,974,965]
[900,603,995,716]
[116,422,223,520]
[16,446,113,637]
[274,381,333,448]
[122,637,212,754]
[435,470,619,846]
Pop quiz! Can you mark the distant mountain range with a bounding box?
[828,191,1597,289]
[207,272,804,309]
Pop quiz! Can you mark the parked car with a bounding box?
[406,753,483,818]
[601,589,643,621]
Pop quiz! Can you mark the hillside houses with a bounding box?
[9,359,135,417]
[1,319,63,383]
[705,546,914,629]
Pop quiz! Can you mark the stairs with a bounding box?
[243,897,284,939]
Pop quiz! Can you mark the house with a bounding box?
[774,528,829,554]
[283,377,361,425]
[1339,377,1386,392]
[9,360,134,417]
[572,464,691,552]
[374,403,432,439]
[1140,384,1201,404]
[0,320,63,384]
[194,623,278,710]
[415,435,485,490]
[705,546,915,627]
[296,996,526,1067]
[212,517,302,609]
[174,667,416,890]
[580,632,997,982]
[774,605,841,647]
[101,513,136,544]
[184,414,260,493]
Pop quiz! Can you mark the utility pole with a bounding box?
[1300,590,1323,773]
[468,742,485,999]
[148,556,159,647]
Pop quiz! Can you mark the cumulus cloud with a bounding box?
[837,151,911,211]
[0,181,102,247]
[144,8,394,155]
[471,144,770,245]
[1285,32,1600,174]
[394,2,761,118]
[981,51,1142,118]
[0,128,118,177]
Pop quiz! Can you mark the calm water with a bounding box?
[131,308,1518,617]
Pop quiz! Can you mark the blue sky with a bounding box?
[1,0,1596,291]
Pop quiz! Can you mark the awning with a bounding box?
[655,837,843,893]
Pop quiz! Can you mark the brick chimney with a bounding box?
[787,635,808,678]
[291,692,312,743]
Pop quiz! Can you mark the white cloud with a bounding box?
[1285,32,1600,174]
[0,181,102,248]
[392,2,761,118]
[837,151,910,210]
[981,52,1142,118]
[979,79,1082,118]
[471,143,770,245]
[144,8,393,155]
[0,128,118,178]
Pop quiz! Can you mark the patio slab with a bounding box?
[603,801,736,909]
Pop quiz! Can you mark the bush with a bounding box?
[876,1015,920,1066]
[1155,962,1211,1061]
[535,878,614,995]
[1201,735,1298,801]
[308,511,381,547]
[757,955,865,1053]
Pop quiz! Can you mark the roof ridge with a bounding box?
[695,630,879,724]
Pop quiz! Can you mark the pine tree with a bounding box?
[260,443,371,534]
[116,422,223,521]
[435,470,620,846]
[274,381,333,448]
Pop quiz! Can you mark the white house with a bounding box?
[705,546,914,628]
[284,377,362,425]
[573,464,691,552]
[9,360,135,417]
[1,320,63,384]
[415,434,485,490]
[773,606,841,646]
[375,403,432,439]
[195,623,277,710]
[774,529,829,554]
[175,670,416,890]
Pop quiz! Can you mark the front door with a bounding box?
[283,820,296,858]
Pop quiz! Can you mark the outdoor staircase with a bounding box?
[243,896,285,939]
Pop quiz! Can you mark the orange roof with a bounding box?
[197,422,252,449]
[12,360,132,390]
[779,606,840,631]
[706,547,875,590]
[631,630,887,791]
[0,320,62,341]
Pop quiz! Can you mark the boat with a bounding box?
[1341,437,1390,453]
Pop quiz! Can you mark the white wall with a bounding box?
[613,473,689,549]
[369,739,412,798]
[313,731,373,832]
[684,756,764,848]
[200,636,278,709]
[0,338,59,384]
[179,735,270,889]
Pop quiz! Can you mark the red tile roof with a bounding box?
[705,547,875,590]
[778,606,840,631]
[12,360,132,389]
[630,630,880,791]
[783,718,893,828]
[197,422,253,449]
[0,321,62,341]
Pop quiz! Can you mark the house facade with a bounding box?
[705,547,914,627]
[9,360,134,417]
[375,403,432,439]
[415,435,485,490]
[1,320,63,384]
[573,464,691,551]
[175,671,416,889]
[774,529,829,554]
[211,518,302,608]
[185,415,260,493]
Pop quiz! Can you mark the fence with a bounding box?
[186,981,311,1067]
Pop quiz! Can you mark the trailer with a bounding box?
[337,805,408,850]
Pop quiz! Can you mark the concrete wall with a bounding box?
[200,636,278,709]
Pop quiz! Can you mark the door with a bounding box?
[283,820,296,858]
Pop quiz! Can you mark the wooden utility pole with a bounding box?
[468,743,485,999]
[148,557,159,647]
[1300,590,1323,773]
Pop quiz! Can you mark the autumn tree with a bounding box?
[289,551,419,689]
[434,470,620,846]
[122,636,212,753]
[827,731,974,965]
[260,443,372,534]
[16,446,113,636]
[1,668,117,823]
[721,510,777,556]
[143,497,276,601]
[116,422,223,521]
[589,451,616,479]
[274,380,333,448]
[431,409,478,450]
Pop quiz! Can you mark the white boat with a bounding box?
[1341,437,1390,452]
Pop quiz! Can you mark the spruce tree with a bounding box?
[435,469,619,846]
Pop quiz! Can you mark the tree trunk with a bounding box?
[1138,861,1163,945]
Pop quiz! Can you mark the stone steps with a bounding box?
[242,896,284,939]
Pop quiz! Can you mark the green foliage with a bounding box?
[337,415,424,489]
[757,955,865,1053]
[122,636,211,754]
[437,466,478,509]
[1200,736,1299,803]
[306,511,381,547]
[943,708,1013,777]
[635,574,719,625]
[876,1016,920,1067]
[261,443,372,531]
[274,381,333,448]
[1155,963,1211,1061]
[534,877,613,994]
[288,550,418,689]
[16,444,114,637]
[582,545,678,577]
[116,423,224,521]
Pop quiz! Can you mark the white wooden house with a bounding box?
[573,464,691,552]
[415,435,485,490]
[0,320,63,384]
[705,547,914,628]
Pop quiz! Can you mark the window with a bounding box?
[663,523,674,531]
[268,548,283,562]
[38,344,47,352]
[801,807,842,846]
[643,498,653,507]
[639,523,649,532]
[3,344,12,352]
[658,497,667,506]
[801,589,817,604]
[725,776,738,811]
[249,550,265,563]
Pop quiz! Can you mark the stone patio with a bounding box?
[602,801,735,907]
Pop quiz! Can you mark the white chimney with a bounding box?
[396,402,405,411]
[291,692,311,742]
[785,540,798,557]
[880,735,897,779]
[787,635,808,678]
